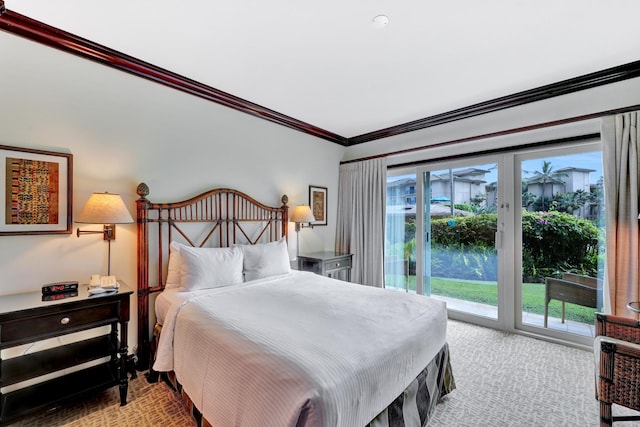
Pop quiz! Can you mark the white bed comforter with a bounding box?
[154,270,448,427]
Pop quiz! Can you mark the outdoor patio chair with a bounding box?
[594,313,640,426]
[544,272,600,327]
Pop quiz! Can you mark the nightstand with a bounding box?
[297,252,353,282]
[0,282,133,424]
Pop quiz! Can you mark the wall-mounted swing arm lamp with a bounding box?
[75,192,134,275]
[290,205,316,258]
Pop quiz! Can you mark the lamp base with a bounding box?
[103,224,116,240]
[76,225,116,275]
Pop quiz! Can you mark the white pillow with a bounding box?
[179,245,244,290]
[239,238,290,281]
[165,241,183,289]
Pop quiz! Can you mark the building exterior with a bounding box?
[430,168,490,205]
[388,166,598,219]
[387,168,491,208]
[524,166,596,217]
[387,177,416,206]
[525,166,594,199]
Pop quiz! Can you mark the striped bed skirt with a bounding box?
[159,343,455,427]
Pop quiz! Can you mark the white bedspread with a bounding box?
[154,270,448,427]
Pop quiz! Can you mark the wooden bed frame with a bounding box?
[134,182,289,370]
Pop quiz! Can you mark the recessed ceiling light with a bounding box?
[372,15,389,29]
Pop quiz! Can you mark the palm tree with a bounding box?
[529,161,568,211]
[522,192,537,209]
[554,191,586,214]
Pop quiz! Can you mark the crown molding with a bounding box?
[0,8,347,145]
[2,6,639,149]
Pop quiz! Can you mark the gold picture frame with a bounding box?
[0,145,72,235]
[309,185,327,226]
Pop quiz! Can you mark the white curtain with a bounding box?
[602,112,640,316]
[384,207,409,290]
[335,158,387,286]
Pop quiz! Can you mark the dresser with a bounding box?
[297,252,353,282]
[0,282,133,424]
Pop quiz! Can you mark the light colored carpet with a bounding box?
[430,320,639,427]
[7,320,639,426]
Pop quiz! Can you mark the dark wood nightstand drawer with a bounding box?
[324,257,351,271]
[1,301,120,346]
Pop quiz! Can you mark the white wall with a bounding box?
[0,32,344,348]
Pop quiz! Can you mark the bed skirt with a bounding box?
[367,343,455,427]
[157,343,455,427]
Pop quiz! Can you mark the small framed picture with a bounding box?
[309,185,327,226]
[0,145,73,235]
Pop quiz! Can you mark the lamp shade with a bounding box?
[75,192,134,224]
[290,205,316,223]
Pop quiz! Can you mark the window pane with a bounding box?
[427,164,499,319]
[520,152,604,337]
[385,174,416,292]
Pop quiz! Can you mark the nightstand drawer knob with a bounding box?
[60,317,70,325]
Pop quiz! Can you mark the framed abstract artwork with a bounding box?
[309,185,327,226]
[0,145,72,235]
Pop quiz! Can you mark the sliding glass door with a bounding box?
[423,161,500,320]
[386,155,502,323]
[516,148,604,340]
[385,141,604,344]
[385,174,417,292]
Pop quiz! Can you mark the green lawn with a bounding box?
[385,275,596,324]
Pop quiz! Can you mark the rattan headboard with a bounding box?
[135,182,289,369]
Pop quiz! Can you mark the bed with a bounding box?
[135,183,455,427]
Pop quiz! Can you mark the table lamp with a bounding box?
[76,192,134,275]
[290,205,315,257]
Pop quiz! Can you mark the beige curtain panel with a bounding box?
[602,111,640,316]
[336,158,387,287]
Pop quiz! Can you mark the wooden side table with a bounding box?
[297,252,353,282]
[0,282,133,424]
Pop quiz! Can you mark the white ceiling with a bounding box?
[6,0,640,139]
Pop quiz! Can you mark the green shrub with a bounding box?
[431,214,497,247]
[521,210,600,281]
[430,215,498,281]
[428,210,601,282]
[431,243,498,281]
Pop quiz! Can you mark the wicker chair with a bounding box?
[595,313,640,426]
